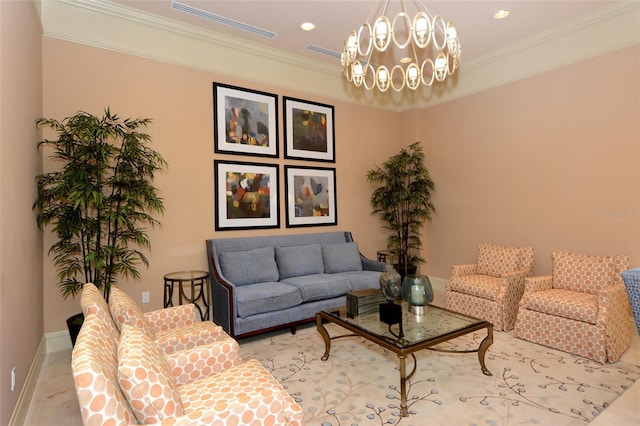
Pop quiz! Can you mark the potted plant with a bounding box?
[34,108,167,345]
[366,142,435,278]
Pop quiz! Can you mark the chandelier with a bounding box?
[341,0,461,92]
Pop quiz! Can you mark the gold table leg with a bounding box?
[316,314,332,361]
[478,324,493,376]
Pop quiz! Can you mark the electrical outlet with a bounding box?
[11,367,16,392]
[142,292,150,304]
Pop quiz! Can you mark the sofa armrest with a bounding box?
[523,275,553,295]
[144,304,200,332]
[166,337,242,386]
[361,255,386,272]
[451,264,477,277]
[207,240,236,336]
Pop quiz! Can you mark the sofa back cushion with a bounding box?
[118,324,184,423]
[72,313,138,426]
[476,243,531,278]
[552,251,618,294]
[109,287,156,339]
[322,242,363,273]
[276,244,324,279]
[218,246,279,286]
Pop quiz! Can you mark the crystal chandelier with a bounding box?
[341,0,461,92]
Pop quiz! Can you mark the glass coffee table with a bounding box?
[316,303,493,417]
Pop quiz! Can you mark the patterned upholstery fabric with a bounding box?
[109,286,228,354]
[118,324,305,425]
[515,252,631,363]
[71,313,139,426]
[445,244,534,331]
[621,268,640,335]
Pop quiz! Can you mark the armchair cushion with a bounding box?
[476,243,522,277]
[447,275,502,301]
[118,324,184,423]
[109,286,157,338]
[552,251,614,294]
[275,244,324,279]
[218,246,279,286]
[322,242,363,273]
[520,289,598,324]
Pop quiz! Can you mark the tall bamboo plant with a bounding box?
[366,142,435,276]
[34,108,167,300]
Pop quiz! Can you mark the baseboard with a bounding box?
[8,336,46,426]
[46,330,72,353]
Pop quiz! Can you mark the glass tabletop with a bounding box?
[323,302,487,349]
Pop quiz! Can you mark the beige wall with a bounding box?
[0,1,43,424]
[406,45,640,277]
[41,37,403,333]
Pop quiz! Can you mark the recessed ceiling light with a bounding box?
[494,9,510,20]
[301,22,315,31]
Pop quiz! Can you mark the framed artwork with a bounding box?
[213,82,278,158]
[214,160,280,230]
[283,96,335,162]
[285,165,337,227]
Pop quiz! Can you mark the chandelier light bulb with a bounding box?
[341,0,461,93]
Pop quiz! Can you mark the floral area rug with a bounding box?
[239,322,640,426]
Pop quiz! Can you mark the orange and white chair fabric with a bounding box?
[117,323,305,425]
[445,243,535,331]
[108,286,228,354]
[72,312,255,425]
[515,251,631,363]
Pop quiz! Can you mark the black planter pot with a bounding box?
[66,312,85,347]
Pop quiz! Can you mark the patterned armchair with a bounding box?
[117,324,304,425]
[108,286,228,354]
[515,251,631,363]
[445,243,535,331]
[72,312,302,425]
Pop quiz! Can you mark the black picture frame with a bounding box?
[214,160,280,230]
[283,96,335,162]
[284,165,337,227]
[213,82,278,158]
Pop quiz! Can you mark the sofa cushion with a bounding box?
[218,246,279,286]
[448,275,502,301]
[334,271,381,292]
[552,251,615,295]
[117,324,184,423]
[322,242,363,273]
[281,274,351,302]
[476,243,521,278]
[275,244,324,279]
[235,282,303,318]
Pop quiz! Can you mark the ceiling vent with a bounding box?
[171,1,277,39]
[306,44,341,60]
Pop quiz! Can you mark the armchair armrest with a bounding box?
[166,338,242,386]
[451,264,477,277]
[154,321,227,355]
[523,275,553,295]
[598,282,632,362]
[144,304,200,332]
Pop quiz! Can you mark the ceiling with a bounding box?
[111,0,620,68]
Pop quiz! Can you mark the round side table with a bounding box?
[163,270,210,321]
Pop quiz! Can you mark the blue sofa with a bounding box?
[206,231,385,338]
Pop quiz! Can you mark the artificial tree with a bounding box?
[34,108,167,304]
[366,142,435,277]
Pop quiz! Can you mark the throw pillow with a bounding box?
[552,251,614,294]
[109,287,156,339]
[476,243,521,277]
[275,244,324,279]
[322,242,363,273]
[117,324,184,423]
[218,246,279,286]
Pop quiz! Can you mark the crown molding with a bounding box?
[38,0,640,112]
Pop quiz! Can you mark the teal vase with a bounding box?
[401,274,433,315]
